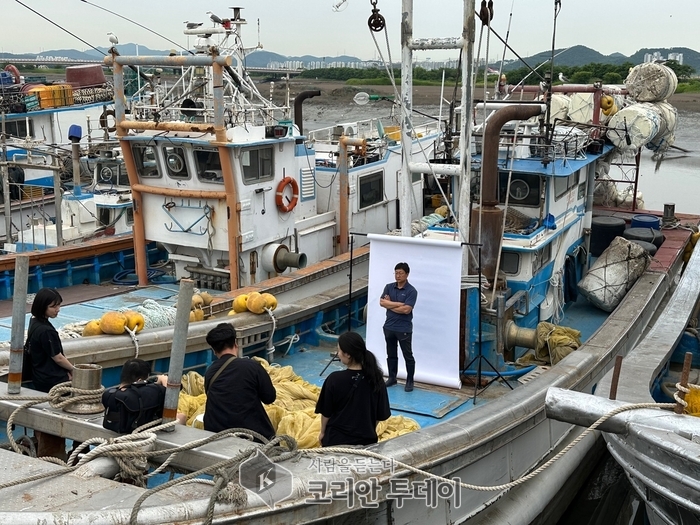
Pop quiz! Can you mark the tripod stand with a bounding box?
[462,244,513,403]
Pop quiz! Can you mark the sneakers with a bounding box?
[385,377,397,387]
[404,380,414,392]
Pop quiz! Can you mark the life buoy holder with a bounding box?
[99,109,117,133]
[4,64,21,84]
[275,176,299,213]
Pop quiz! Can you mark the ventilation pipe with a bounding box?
[471,104,543,280]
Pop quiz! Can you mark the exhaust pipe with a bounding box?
[471,104,543,280]
[262,243,308,273]
[294,90,321,135]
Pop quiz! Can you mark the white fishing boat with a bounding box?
[0,62,149,295]
[0,2,697,524]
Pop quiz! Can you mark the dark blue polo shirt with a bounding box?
[382,281,417,332]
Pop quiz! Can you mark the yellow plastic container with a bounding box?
[383,125,401,141]
[28,84,74,109]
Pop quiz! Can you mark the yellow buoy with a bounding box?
[82,320,102,337]
[99,311,128,335]
[233,294,249,313]
[261,292,278,311]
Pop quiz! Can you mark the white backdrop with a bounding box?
[365,234,463,389]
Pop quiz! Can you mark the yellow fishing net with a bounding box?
[516,321,582,366]
[684,385,700,416]
[176,357,420,447]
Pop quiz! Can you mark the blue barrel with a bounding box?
[631,214,660,230]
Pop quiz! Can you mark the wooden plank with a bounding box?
[0,234,134,271]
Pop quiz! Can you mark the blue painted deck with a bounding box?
[278,324,476,429]
[559,294,609,342]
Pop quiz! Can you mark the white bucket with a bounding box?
[625,63,678,102]
[606,104,660,151]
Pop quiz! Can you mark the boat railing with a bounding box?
[308,118,439,144]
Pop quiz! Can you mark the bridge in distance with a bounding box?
[0,57,302,76]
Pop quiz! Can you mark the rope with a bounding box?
[673,380,700,409]
[130,299,178,330]
[303,401,675,493]
[128,432,298,525]
[0,382,104,456]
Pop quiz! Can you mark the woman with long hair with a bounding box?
[315,331,391,446]
[25,288,75,392]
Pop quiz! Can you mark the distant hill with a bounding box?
[501,45,700,72]
[3,44,699,73]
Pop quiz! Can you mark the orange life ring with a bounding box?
[99,109,117,133]
[4,64,21,84]
[275,176,299,213]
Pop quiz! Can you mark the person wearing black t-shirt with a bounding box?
[25,288,75,393]
[203,323,277,441]
[316,331,391,447]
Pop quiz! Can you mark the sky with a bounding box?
[2,0,698,63]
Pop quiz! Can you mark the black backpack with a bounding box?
[102,382,165,434]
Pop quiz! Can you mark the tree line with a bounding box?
[298,60,696,85]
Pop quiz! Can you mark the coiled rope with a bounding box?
[0,381,104,457]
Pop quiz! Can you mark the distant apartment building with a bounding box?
[644,51,683,64]
[268,57,463,70]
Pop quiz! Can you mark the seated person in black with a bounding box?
[316,331,391,447]
[102,358,168,434]
[203,323,277,441]
[25,288,75,392]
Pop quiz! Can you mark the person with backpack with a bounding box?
[202,323,277,441]
[25,288,75,392]
[102,359,168,434]
[315,331,391,447]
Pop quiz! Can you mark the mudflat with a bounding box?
[268,78,700,112]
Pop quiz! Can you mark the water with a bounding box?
[637,110,700,213]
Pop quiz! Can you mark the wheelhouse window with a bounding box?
[241,146,273,184]
[132,145,159,178]
[499,173,540,207]
[96,161,129,186]
[554,171,579,200]
[194,148,223,184]
[500,251,520,275]
[359,170,384,209]
[163,146,189,179]
[3,119,33,138]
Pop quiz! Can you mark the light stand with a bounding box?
[463,244,513,402]
[321,232,367,377]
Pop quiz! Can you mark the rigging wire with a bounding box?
[496,0,516,90]
[13,0,106,56]
[79,0,194,56]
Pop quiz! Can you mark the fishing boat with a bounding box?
[0,2,697,524]
[545,239,700,525]
[0,62,151,296]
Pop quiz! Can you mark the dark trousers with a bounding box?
[384,327,415,381]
